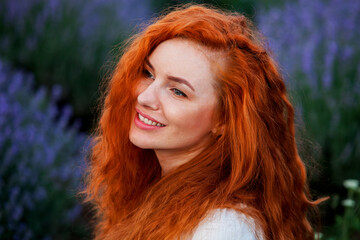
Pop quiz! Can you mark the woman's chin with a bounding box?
[129,135,155,150]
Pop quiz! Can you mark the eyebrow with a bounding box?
[145,59,195,92]
[167,75,195,92]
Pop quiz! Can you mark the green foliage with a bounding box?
[0,0,131,119]
[320,180,360,240]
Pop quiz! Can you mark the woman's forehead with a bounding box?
[147,38,226,87]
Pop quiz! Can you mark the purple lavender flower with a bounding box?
[257,0,360,184]
[0,60,88,238]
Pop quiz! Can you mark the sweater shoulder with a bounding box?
[189,208,263,240]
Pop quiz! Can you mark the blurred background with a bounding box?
[0,0,359,239]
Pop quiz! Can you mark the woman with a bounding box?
[85,4,322,240]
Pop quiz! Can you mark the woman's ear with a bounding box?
[211,123,225,137]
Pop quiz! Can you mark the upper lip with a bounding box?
[136,108,166,125]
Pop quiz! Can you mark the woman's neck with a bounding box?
[155,146,205,176]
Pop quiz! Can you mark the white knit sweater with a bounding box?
[188,208,263,240]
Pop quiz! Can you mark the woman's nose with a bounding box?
[137,82,160,110]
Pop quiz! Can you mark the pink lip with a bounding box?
[134,108,165,130]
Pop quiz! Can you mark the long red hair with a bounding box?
[85,4,322,240]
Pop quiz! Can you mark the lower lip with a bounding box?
[134,113,165,130]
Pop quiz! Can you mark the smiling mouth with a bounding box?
[138,113,165,127]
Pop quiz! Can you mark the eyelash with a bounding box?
[171,88,187,97]
[143,69,154,80]
[142,68,188,98]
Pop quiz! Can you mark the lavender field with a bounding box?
[258,0,360,238]
[0,0,359,239]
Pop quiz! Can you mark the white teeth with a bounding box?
[138,113,164,127]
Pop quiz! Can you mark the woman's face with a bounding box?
[129,38,220,158]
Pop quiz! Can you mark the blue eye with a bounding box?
[172,88,187,97]
[143,69,154,79]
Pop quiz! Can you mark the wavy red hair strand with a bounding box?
[84,4,324,240]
